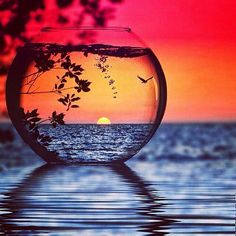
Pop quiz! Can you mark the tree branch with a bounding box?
[19,86,76,95]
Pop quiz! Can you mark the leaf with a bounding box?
[75,78,80,84]
[62,79,67,83]
[56,76,60,80]
[71,105,79,108]
[56,113,65,125]
[82,87,90,92]
[68,71,74,78]
[73,65,81,71]
[58,98,65,103]
[31,109,38,116]
[71,94,75,98]
[61,62,70,69]
[58,83,64,89]
[29,117,41,123]
[55,84,57,89]
[52,122,57,128]
[71,97,80,102]
[58,98,67,106]
[62,71,69,78]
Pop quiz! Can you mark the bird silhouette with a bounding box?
[137,76,153,83]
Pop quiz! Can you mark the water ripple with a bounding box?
[0,160,235,235]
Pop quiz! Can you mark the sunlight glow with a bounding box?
[97,117,111,125]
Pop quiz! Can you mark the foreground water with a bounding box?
[0,123,235,235]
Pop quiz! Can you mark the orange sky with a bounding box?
[21,51,158,123]
[1,0,236,122]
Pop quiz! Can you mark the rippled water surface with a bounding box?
[0,123,235,235]
[39,124,152,162]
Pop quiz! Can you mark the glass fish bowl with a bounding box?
[6,27,167,163]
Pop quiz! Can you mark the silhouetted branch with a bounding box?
[19,86,75,94]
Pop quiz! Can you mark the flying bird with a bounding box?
[137,76,153,83]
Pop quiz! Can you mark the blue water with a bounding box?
[0,123,235,235]
[39,124,153,162]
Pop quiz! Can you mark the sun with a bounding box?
[97,117,111,125]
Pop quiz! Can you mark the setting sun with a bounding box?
[97,117,111,125]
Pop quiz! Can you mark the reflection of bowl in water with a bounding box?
[0,164,174,235]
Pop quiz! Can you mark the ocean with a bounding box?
[38,124,153,162]
[0,123,235,235]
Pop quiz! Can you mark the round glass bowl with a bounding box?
[6,27,166,163]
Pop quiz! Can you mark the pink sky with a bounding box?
[110,0,236,122]
[1,0,236,122]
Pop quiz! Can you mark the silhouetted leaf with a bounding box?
[29,117,41,123]
[50,111,65,126]
[71,97,80,102]
[71,105,79,108]
[62,71,69,78]
[73,65,83,71]
[61,62,70,69]
[58,98,66,106]
[52,122,57,128]
[83,87,90,92]
[58,83,64,89]
[75,78,80,84]
[68,71,74,78]
[31,109,38,116]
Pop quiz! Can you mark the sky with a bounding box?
[1,0,236,122]
[110,0,236,122]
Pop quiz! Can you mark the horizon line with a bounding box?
[0,120,236,125]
